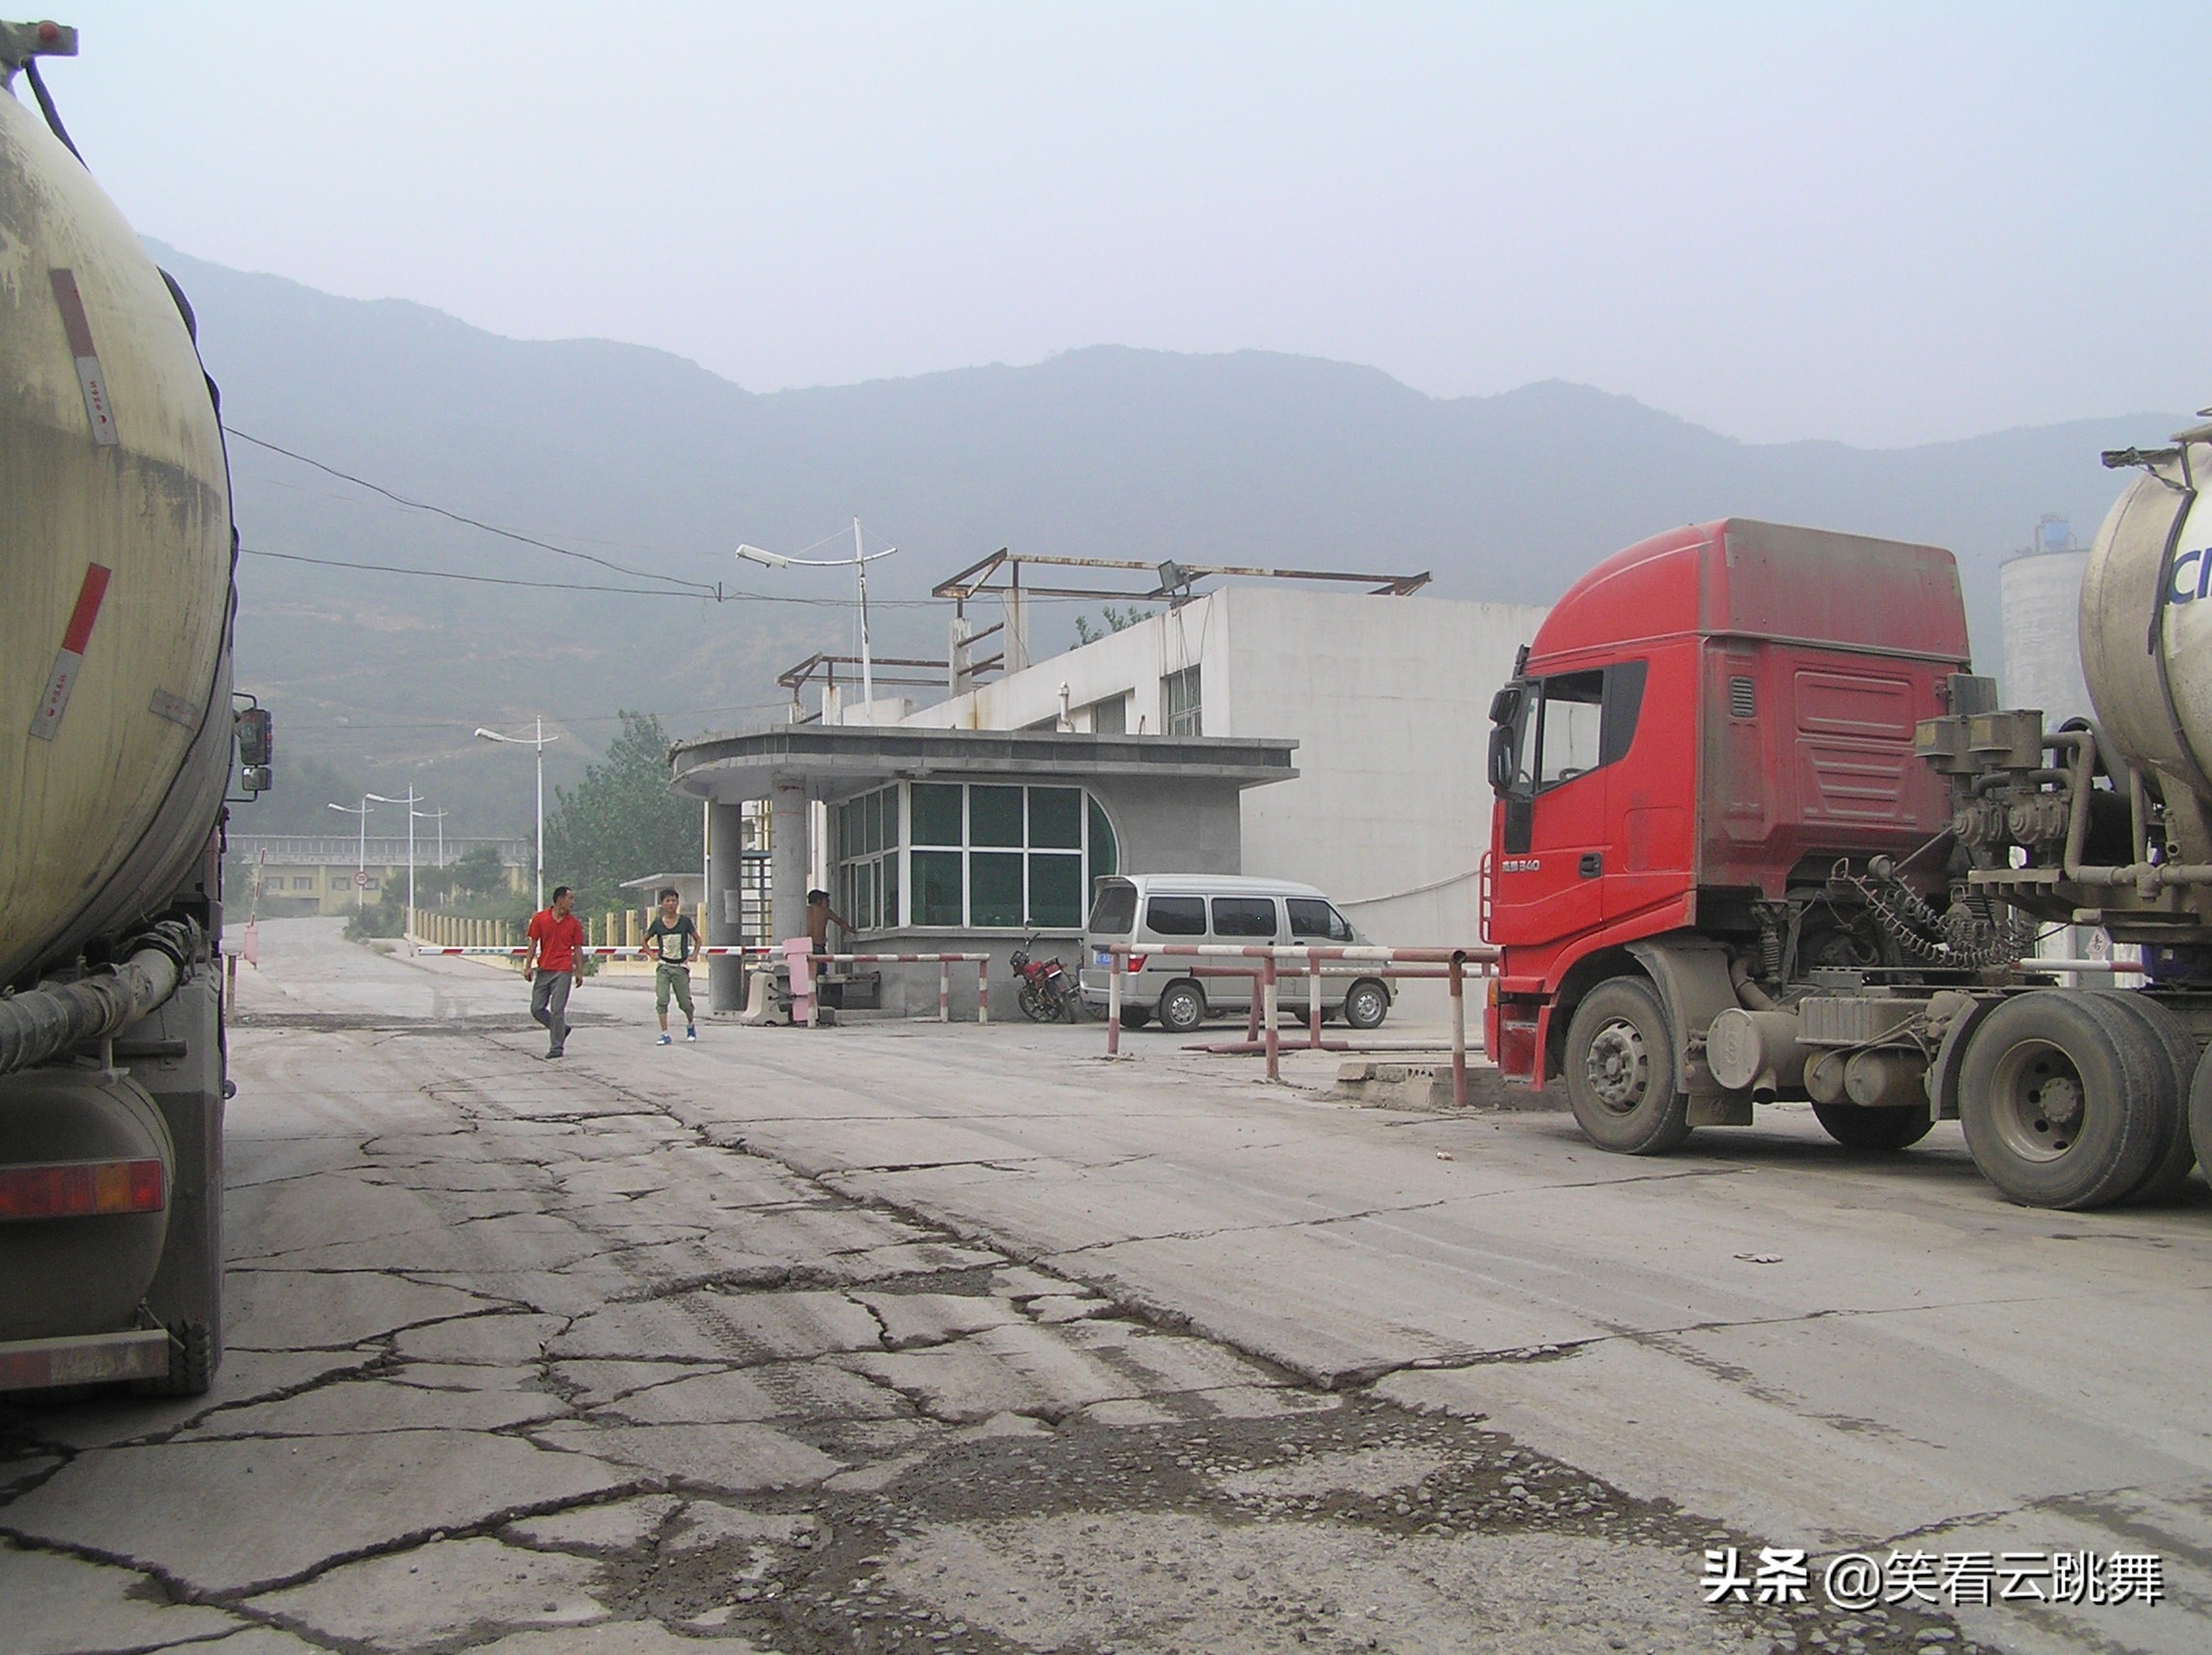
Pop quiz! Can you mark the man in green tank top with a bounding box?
[641,886,698,1045]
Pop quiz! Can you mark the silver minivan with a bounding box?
[1078,874,1393,1032]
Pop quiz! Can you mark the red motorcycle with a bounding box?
[1010,930,1081,1023]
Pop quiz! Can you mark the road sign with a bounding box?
[354,870,371,887]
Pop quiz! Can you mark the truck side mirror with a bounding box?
[1487,685,1524,794]
[1488,724,1515,794]
[234,707,273,794]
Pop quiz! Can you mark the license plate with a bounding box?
[1095,950,1113,967]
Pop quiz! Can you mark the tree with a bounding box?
[448,843,508,900]
[543,711,696,914]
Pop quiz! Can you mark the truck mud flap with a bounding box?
[1624,936,1742,1113]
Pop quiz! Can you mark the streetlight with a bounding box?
[738,519,897,721]
[327,798,372,911]
[365,788,423,929]
[474,720,558,911]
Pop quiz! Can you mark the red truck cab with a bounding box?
[1483,519,1969,1097]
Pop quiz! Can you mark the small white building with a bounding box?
[901,585,1544,946]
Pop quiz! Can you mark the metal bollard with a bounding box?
[1307,947,1323,1049]
[1262,953,1280,1083]
[938,960,950,1023]
[976,958,990,1024]
[1106,952,1122,1056]
[1449,951,1468,1109]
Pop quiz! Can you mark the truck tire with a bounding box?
[1157,980,1207,1035]
[2088,991,2198,1203]
[2191,1046,2212,1198]
[1343,978,1390,1031]
[1958,991,2167,1209]
[1810,1103,1934,1150]
[131,1320,214,1399]
[1563,977,1692,1154]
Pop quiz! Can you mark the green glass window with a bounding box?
[914,851,963,925]
[864,789,884,854]
[1029,787,1081,849]
[1029,855,1083,927]
[856,859,877,930]
[882,851,899,929]
[970,852,1024,925]
[912,783,962,846]
[970,785,1023,847]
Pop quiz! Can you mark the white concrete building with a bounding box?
[902,585,1545,947]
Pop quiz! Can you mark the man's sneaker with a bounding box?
[684,1027,697,1042]
[657,1032,673,1046]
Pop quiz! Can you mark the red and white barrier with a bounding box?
[412,944,770,957]
[415,944,993,1026]
[791,951,991,1028]
[1101,943,1499,1102]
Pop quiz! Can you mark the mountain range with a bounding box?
[153,243,2177,836]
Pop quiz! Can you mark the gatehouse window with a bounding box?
[833,781,1120,931]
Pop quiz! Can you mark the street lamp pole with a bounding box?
[326,798,372,911]
[474,721,558,911]
[366,789,423,929]
[737,521,897,724]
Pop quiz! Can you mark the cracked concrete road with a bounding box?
[2,920,2205,1655]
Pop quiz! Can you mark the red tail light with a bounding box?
[1125,954,1147,973]
[0,1159,166,1221]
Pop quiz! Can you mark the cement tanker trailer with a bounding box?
[1483,434,2212,1209]
[1,20,269,1394]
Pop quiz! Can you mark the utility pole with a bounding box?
[326,798,372,911]
[366,788,424,929]
[475,720,559,911]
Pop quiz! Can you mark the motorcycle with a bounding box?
[1009,929,1082,1023]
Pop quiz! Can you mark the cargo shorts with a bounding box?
[655,961,694,1018]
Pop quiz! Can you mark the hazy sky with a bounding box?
[35,2,2209,446]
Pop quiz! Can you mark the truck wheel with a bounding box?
[1343,978,1390,1031]
[1563,977,1692,1154]
[2088,991,2198,1202]
[1958,991,2166,1209]
[1811,1103,1933,1150]
[1157,980,1207,1035]
[131,1320,214,1399]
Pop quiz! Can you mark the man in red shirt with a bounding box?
[523,885,586,1058]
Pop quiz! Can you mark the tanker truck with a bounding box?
[1,20,268,1394]
[1482,473,2212,1210]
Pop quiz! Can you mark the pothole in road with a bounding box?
[595,1397,1978,1655]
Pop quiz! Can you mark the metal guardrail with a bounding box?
[1100,942,1499,1101]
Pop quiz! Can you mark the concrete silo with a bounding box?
[1999,515,2092,726]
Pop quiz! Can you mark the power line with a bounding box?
[240,545,714,598]
[237,544,960,606]
[223,426,720,595]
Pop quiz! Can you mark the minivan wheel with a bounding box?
[1343,978,1389,1031]
[1120,1005,1150,1030]
[1157,981,1207,1034]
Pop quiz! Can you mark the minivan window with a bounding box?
[1211,896,1278,937]
[1146,896,1207,936]
[1088,883,1137,936]
[1287,898,1353,943]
